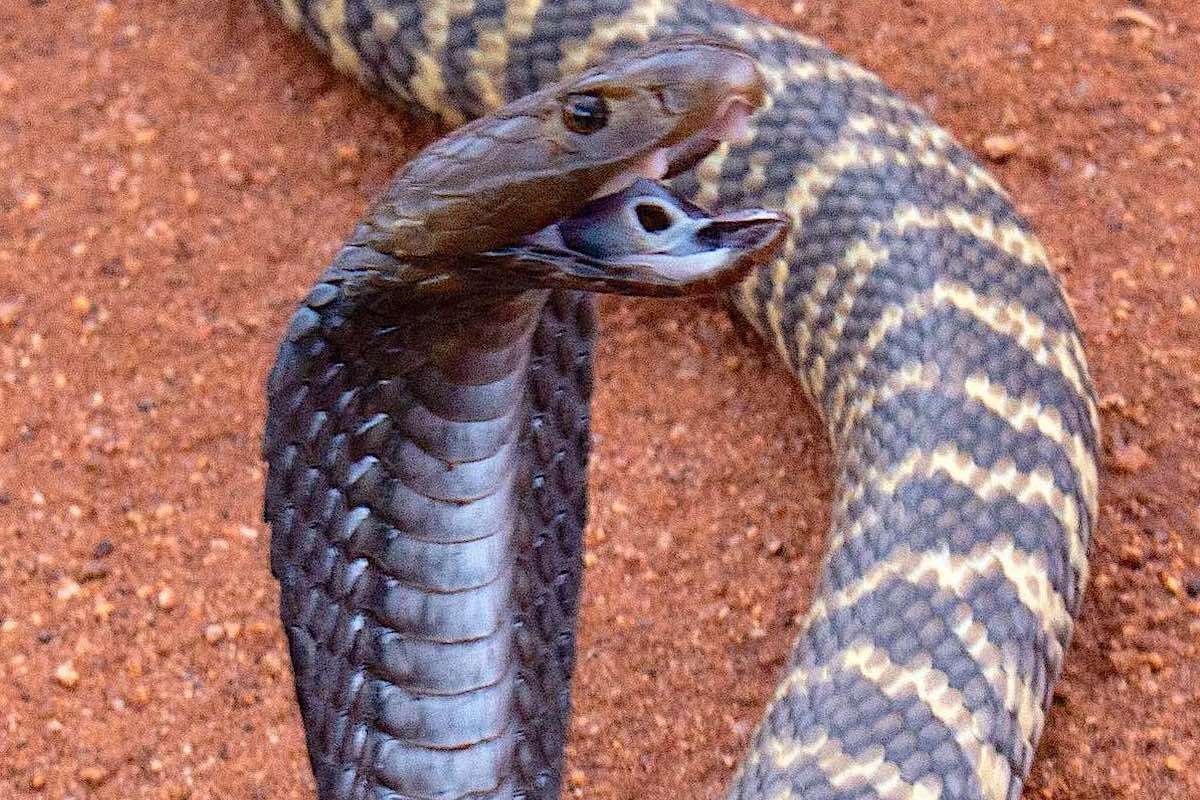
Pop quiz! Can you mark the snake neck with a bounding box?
[314,246,550,517]
[266,245,578,799]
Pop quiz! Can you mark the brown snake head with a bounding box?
[347,36,785,289]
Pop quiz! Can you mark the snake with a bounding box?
[259,2,1101,800]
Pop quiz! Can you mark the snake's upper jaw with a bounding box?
[478,178,788,297]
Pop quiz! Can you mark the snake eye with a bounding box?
[562,93,609,134]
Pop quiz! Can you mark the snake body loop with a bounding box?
[262,2,1100,799]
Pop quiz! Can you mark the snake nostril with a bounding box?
[696,223,722,249]
[634,202,673,233]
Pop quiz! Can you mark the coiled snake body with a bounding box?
[260,2,1100,799]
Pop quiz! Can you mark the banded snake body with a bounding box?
[260,2,1101,799]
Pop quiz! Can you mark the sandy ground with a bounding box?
[1,0,1198,798]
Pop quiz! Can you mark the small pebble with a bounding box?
[568,768,588,789]
[1111,443,1152,474]
[1162,573,1185,599]
[70,294,93,315]
[156,586,177,610]
[94,596,115,622]
[129,685,151,707]
[0,300,22,327]
[92,539,114,559]
[217,151,248,187]
[162,783,192,800]
[1117,543,1144,569]
[29,773,46,790]
[203,623,225,645]
[245,621,274,637]
[78,560,110,582]
[54,660,80,688]
[260,652,285,677]
[1113,6,1161,30]
[982,134,1021,161]
[79,766,109,786]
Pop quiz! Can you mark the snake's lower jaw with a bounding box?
[481,178,788,296]
[585,207,788,294]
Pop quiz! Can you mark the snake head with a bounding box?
[350,37,769,259]
[474,179,788,296]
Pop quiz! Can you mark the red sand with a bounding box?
[1,1,1197,798]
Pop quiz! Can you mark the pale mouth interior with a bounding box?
[587,96,756,202]
[520,179,786,288]
[604,204,785,280]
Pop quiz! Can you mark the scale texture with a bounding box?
[264,246,594,799]
[261,2,1101,799]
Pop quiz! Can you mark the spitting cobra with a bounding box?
[260,3,1101,800]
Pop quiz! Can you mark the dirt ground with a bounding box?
[1,0,1198,798]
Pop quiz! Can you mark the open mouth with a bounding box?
[468,61,785,297]
[489,92,784,297]
[484,174,787,297]
[561,177,784,280]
